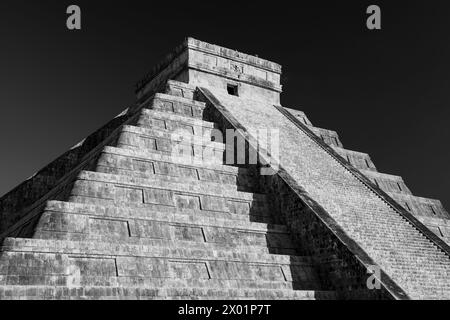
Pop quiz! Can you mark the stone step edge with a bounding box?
[166,79,196,91]
[1,237,309,265]
[154,92,206,109]
[0,285,336,299]
[66,196,273,221]
[387,192,444,207]
[116,144,224,166]
[418,216,450,227]
[75,170,266,201]
[44,200,287,233]
[0,277,318,290]
[33,232,298,256]
[121,124,225,150]
[360,169,406,182]
[331,145,372,158]
[94,164,248,195]
[140,108,217,129]
[310,126,339,136]
[102,146,243,174]
[68,195,268,218]
[44,200,275,232]
[95,165,247,191]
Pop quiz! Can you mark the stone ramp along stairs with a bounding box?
[0,85,336,300]
[196,86,450,300]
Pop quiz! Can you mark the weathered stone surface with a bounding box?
[195,87,450,299]
[1,37,449,300]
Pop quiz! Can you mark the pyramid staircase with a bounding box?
[0,81,338,300]
[195,85,450,300]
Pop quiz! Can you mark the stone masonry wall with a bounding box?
[0,107,139,240]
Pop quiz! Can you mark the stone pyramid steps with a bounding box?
[331,146,377,172]
[317,173,450,296]
[285,91,449,243]
[94,166,253,193]
[290,87,450,244]
[0,237,323,292]
[5,37,450,299]
[80,169,252,197]
[0,277,316,292]
[72,170,263,201]
[99,146,248,177]
[388,193,448,219]
[142,93,207,120]
[0,238,306,264]
[137,109,218,137]
[118,124,224,151]
[48,197,274,225]
[0,83,334,299]
[67,171,271,218]
[116,125,225,164]
[96,146,259,192]
[31,232,298,256]
[32,207,297,254]
[203,81,450,299]
[41,201,279,232]
[360,169,412,195]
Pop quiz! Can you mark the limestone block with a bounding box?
[150,94,206,119]
[200,195,228,212]
[129,220,171,240]
[311,127,343,148]
[173,194,201,210]
[116,257,166,278]
[361,170,412,195]
[115,186,144,204]
[208,261,284,282]
[332,146,377,171]
[168,261,210,279]
[88,218,130,238]
[172,225,205,242]
[143,188,174,206]
[166,80,196,99]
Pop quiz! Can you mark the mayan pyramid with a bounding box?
[0,38,449,300]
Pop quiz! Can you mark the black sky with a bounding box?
[0,1,449,209]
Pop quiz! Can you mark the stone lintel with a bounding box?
[136,37,282,103]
